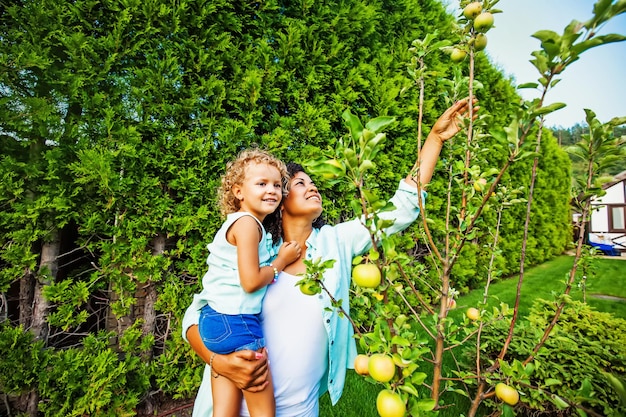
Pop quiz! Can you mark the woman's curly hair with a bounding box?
[218,148,289,218]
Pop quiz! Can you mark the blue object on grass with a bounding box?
[589,241,620,256]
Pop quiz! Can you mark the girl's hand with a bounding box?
[276,240,301,265]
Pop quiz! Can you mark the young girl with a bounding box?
[198,148,301,417]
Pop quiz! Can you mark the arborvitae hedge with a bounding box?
[0,0,571,414]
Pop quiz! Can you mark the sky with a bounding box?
[446,0,626,128]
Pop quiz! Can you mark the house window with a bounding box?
[608,204,626,232]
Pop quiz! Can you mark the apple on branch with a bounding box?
[354,354,370,376]
[495,383,520,405]
[463,2,483,20]
[376,389,406,417]
[352,263,382,288]
[368,353,396,383]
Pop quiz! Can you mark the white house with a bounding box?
[587,170,626,253]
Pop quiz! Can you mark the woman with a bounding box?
[182,98,478,416]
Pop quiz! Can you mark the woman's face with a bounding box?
[283,171,323,221]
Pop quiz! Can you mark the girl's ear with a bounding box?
[232,185,243,201]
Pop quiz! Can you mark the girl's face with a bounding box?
[283,171,323,220]
[232,162,283,220]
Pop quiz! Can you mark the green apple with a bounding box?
[354,354,370,376]
[368,353,395,383]
[463,2,483,20]
[495,383,520,405]
[473,33,488,51]
[450,48,467,63]
[466,307,480,320]
[473,12,494,32]
[376,389,406,417]
[352,263,382,288]
[299,281,317,295]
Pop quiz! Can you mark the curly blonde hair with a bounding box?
[218,148,288,217]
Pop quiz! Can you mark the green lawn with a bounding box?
[319,255,626,416]
[451,254,626,319]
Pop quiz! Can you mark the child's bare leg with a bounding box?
[212,374,243,417]
[242,367,275,417]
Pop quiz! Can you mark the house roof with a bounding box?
[602,170,626,190]
[571,170,626,210]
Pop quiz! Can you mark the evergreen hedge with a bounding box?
[0,0,571,414]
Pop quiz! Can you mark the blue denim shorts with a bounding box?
[198,304,265,354]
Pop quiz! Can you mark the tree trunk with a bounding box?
[139,233,166,415]
[142,233,165,336]
[142,234,165,347]
[20,229,61,417]
[18,268,35,327]
[30,229,60,341]
[0,293,6,323]
[431,265,451,405]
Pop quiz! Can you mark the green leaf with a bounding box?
[518,82,539,89]
[532,102,567,117]
[578,378,593,398]
[541,40,561,57]
[342,109,364,142]
[363,132,387,161]
[411,372,427,385]
[571,34,626,55]
[551,394,570,409]
[544,378,561,387]
[363,189,381,206]
[532,30,561,44]
[398,382,419,396]
[359,159,375,172]
[365,116,396,133]
[502,404,515,417]
[416,399,436,411]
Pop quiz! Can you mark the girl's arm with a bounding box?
[230,215,301,293]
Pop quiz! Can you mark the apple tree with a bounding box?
[304,1,626,416]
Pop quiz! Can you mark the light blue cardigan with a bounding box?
[182,180,424,416]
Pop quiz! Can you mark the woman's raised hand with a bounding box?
[429,97,479,143]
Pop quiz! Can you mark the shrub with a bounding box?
[37,327,151,417]
[477,299,626,416]
[0,324,46,395]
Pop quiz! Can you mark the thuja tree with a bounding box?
[0,0,603,416]
[0,0,523,415]
[306,0,625,416]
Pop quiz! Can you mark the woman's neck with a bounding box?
[282,217,313,249]
[281,217,314,275]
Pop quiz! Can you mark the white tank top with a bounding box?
[240,271,329,417]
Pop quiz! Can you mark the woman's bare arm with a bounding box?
[186,324,270,392]
[405,97,479,187]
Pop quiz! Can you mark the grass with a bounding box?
[452,255,626,319]
[319,255,626,416]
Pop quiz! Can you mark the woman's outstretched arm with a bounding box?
[405,97,479,187]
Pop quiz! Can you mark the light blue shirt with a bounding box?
[182,180,424,415]
[198,211,276,315]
